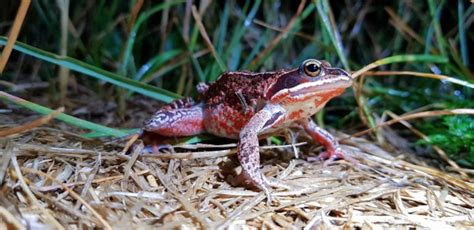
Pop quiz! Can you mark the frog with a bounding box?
[143,59,353,202]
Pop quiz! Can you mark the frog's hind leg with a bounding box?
[143,98,205,137]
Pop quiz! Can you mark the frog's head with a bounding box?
[265,59,352,106]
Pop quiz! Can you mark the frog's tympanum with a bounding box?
[143,59,352,202]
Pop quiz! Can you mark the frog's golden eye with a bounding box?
[302,59,322,77]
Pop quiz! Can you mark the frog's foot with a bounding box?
[309,147,345,161]
[306,147,345,167]
[307,147,358,167]
[237,169,273,205]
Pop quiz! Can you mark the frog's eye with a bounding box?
[301,59,322,77]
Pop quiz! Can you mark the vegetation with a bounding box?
[1,1,472,166]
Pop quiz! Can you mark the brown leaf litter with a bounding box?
[0,123,473,229]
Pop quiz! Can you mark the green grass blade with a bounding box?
[0,37,181,103]
[82,129,139,138]
[216,3,230,54]
[135,49,181,81]
[240,31,268,69]
[0,91,128,137]
[188,27,206,82]
[315,0,349,70]
[427,0,447,57]
[121,1,186,76]
[224,0,261,70]
[457,1,469,66]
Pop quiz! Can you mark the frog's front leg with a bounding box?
[299,118,344,160]
[238,104,285,202]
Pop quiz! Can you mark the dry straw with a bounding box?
[0,124,472,228]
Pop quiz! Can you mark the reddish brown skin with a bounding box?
[203,70,291,138]
[143,59,352,203]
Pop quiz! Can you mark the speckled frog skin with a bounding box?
[143,59,352,201]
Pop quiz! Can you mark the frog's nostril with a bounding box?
[325,68,350,78]
[340,69,351,79]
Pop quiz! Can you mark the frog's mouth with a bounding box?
[288,75,352,97]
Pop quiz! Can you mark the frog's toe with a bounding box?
[306,147,345,163]
[235,170,274,205]
[263,188,273,206]
[142,144,174,154]
[307,147,359,167]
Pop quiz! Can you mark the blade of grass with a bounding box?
[56,0,70,105]
[248,2,316,70]
[216,3,230,54]
[0,37,181,102]
[250,0,306,68]
[116,0,146,118]
[188,26,206,82]
[363,71,474,89]
[457,1,469,66]
[383,110,467,177]
[222,0,261,72]
[191,5,226,72]
[350,109,474,138]
[427,0,447,57]
[352,54,449,79]
[0,0,30,73]
[0,91,128,137]
[134,49,181,81]
[315,0,349,70]
[82,129,139,138]
[120,0,185,77]
[140,49,208,83]
[240,31,269,69]
[0,107,64,137]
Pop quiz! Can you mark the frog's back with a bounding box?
[202,71,282,138]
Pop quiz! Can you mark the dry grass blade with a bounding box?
[0,0,30,73]
[353,75,370,126]
[120,132,141,154]
[0,206,25,230]
[140,142,307,159]
[1,126,472,228]
[363,71,474,88]
[191,5,226,71]
[20,167,113,229]
[56,0,70,104]
[36,169,150,192]
[10,154,64,229]
[350,109,474,138]
[250,0,306,66]
[351,55,447,79]
[0,107,64,137]
[384,110,467,177]
[385,7,424,44]
[253,19,314,41]
[128,0,144,31]
[398,161,474,191]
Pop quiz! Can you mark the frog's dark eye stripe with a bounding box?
[301,59,321,77]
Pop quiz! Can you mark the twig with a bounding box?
[0,0,30,73]
[0,107,64,137]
